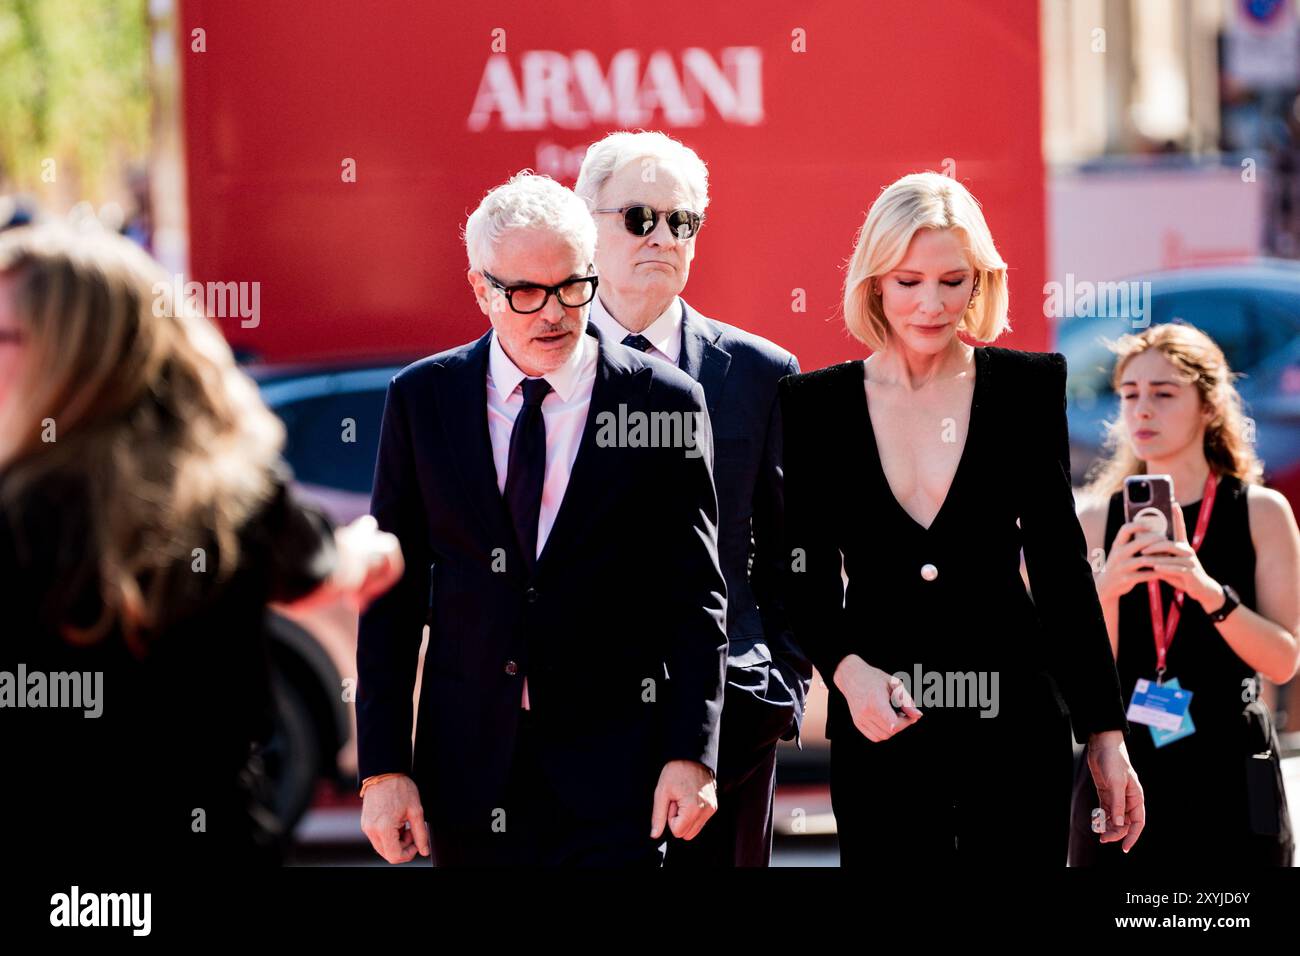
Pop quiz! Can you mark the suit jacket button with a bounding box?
[504,660,519,676]
[524,587,539,603]
[920,563,939,581]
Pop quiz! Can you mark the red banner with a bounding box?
[181,0,1047,369]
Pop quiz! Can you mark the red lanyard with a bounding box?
[1148,472,1218,681]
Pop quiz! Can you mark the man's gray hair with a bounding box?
[574,131,710,213]
[463,171,596,273]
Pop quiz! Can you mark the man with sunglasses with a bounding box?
[576,132,813,867]
[357,172,728,866]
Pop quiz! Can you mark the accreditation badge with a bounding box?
[1145,677,1196,747]
[1126,677,1193,735]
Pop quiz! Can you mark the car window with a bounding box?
[1151,292,1253,370]
[1245,334,1300,399]
[277,386,388,495]
[1249,291,1300,364]
[1058,315,1129,403]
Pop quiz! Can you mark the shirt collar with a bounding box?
[589,293,683,363]
[488,325,592,403]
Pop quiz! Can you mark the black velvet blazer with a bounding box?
[778,346,1129,745]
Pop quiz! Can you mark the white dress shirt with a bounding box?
[486,327,598,708]
[588,293,683,365]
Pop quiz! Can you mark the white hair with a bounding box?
[574,130,710,213]
[463,171,596,272]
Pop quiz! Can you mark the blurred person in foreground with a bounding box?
[574,130,811,867]
[0,224,403,868]
[356,172,727,866]
[1069,323,1298,866]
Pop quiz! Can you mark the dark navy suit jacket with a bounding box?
[356,326,728,833]
[674,300,813,747]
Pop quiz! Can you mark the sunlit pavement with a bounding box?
[288,757,1300,867]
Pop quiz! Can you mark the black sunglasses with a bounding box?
[481,269,599,315]
[594,204,704,241]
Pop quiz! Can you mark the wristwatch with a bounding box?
[1208,583,1241,623]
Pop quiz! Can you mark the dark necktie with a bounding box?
[621,333,654,353]
[504,377,552,570]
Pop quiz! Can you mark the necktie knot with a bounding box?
[621,333,654,353]
[520,377,552,407]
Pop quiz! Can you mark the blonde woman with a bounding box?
[1068,323,1298,866]
[779,172,1144,865]
[0,225,402,866]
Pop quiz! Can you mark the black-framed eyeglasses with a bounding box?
[594,204,704,241]
[480,268,599,315]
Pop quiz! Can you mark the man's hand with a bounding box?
[1087,730,1145,853]
[650,760,717,841]
[360,774,431,864]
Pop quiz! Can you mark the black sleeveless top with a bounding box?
[1108,474,1258,733]
[1068,474,1294,865]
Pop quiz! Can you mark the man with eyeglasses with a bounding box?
[576,131,813,867]
[356,171,728,866]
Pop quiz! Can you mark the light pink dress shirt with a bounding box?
[486,327,598,708]
[588,293,683,365]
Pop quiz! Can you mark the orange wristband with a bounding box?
[359,772,404,799]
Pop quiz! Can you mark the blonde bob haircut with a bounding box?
[843,172,1009,352]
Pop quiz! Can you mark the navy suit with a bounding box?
[356,325,728,866]
[661,300,813,867]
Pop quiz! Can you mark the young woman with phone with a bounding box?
[1069,322,1299,866]
[779,172,1145,866]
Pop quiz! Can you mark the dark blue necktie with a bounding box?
[504,377,552,569]
[621,333,654,353]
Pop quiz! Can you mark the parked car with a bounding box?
[1059,262,1300,512]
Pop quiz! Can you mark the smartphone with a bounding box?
[1123,474,1176,541]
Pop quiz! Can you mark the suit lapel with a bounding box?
[678,301,730,415]
[535,326,653,577]
[432,330,525,575]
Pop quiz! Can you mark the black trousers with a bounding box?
[829,706,1075,868]
[664,739,778,867]
[664,683,791,867]
[430,710,666,867]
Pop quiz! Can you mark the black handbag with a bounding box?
[1239,698,1294,852]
